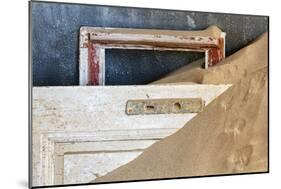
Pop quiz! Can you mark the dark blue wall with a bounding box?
[31,2,268,86]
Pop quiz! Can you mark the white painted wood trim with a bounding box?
[79,48,88,85]
[32,84,231,186]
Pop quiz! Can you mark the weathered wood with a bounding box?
[79,26,226,85]
[32,84,231,186]
[79,25,224,48]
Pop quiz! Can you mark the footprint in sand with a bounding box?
[227,145,253,171]
[225,118,247,138]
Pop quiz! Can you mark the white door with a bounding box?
[32,84,230,186]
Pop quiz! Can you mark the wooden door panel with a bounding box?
[32,84,230,186]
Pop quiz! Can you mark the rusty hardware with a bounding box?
[126,98,205,115]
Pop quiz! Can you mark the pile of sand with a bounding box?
[96,32,268,182]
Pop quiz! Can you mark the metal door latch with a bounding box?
[126,98,205,115]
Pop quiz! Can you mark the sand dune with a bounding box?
[95,32,268,182]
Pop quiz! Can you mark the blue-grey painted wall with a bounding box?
[31,2,268,86]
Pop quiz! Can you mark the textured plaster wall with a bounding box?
[31,2,268,86]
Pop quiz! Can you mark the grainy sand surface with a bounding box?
[95,31,268,182]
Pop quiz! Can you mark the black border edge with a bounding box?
[28,1,33,188]
[267,15,270,174]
